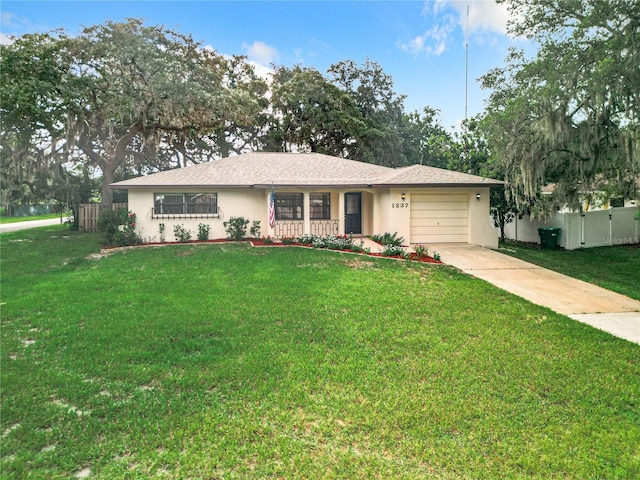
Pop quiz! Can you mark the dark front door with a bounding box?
[344,192,362,234]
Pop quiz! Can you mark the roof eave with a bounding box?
[372,182,504,188]
[253,183,373,189]
[113,183,377,190]
[112,181,504,190]
[110,184,257,190]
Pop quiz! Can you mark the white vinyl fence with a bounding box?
[504,206,639,250]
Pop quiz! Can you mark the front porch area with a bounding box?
[268,190,373,239]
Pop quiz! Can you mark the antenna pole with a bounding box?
[465,4,469,121]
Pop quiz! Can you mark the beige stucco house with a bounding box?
[111,152,503,247]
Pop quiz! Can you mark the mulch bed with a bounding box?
[250,240,443,264]
[368,252,442,264]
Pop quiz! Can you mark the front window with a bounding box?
[275,193,303,220]
[310,193,331,220]
[154,193,218,215]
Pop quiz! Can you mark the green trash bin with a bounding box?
[538,227,561,250]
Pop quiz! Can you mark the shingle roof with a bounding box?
[375,164,503,186]
[111,152,502,189]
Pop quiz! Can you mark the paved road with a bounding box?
[433,243,640,344]
[0,218,67,234]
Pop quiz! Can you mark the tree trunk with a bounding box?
[101,164,116,207]
[96,132,135,207]
[499,212,506,242]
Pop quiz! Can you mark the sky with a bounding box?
[1,0,528,131]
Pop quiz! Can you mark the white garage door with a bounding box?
[410,194,469,243]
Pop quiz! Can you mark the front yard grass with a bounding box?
[497,241,640,301]
[1,227,639,479]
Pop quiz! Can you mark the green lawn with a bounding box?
[497,241,640,301]
[2,227,639,479]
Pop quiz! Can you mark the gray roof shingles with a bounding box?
[377,164,503,186]
[111,152,502,189]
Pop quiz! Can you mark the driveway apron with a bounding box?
[432,244,640,344]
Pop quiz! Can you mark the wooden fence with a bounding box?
[78,203,128,232]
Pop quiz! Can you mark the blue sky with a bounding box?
[1,1,525,130]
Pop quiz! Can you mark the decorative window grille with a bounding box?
[275,193,303,220]
[310,193,331,220]
[153,193,218,217]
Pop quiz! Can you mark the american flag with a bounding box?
[268,185,276,228]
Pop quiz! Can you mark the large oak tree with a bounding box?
[266,65,364,156]
[0,32,71,208]
[1,19,267,206]
[2,20,459,211]
[481,0,639,215]
[329,59,408,166]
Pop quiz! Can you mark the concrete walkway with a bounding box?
[432,244,640,344]
[358,236,386,253]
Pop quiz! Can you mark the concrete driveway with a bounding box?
[433,244,640,344]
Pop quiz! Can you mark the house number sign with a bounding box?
[392,202,409,208]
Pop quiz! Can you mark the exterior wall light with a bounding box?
[401,193,406,201]
[476,193,481,200]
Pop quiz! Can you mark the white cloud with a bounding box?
[398,19,455,56]
[401,1,517,57]
[1,11,36,32]
[1,11,55,38]
[242,40,279,65]
[446,0,513,36]
[0,32,14,45]
[2,12,22,28]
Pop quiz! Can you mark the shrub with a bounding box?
[119,212,142,246]
[370,232,404,247]
[97,208,142,247]
[262,236,274,244]
[432,251,441,261]
[173,224,192,242]
[250,220,261,238]
[311,236,327,249]
[223,216,250,241]
[197,223,210,241]
[413,244,429,258]
[295,234,317,245]
[312,234,353,250]
[97,208,122,246]
[382,244,408,258]
[158,223,166,243]
[332,235,354,250]
[291,234,357,251]
[281,237,296,245]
